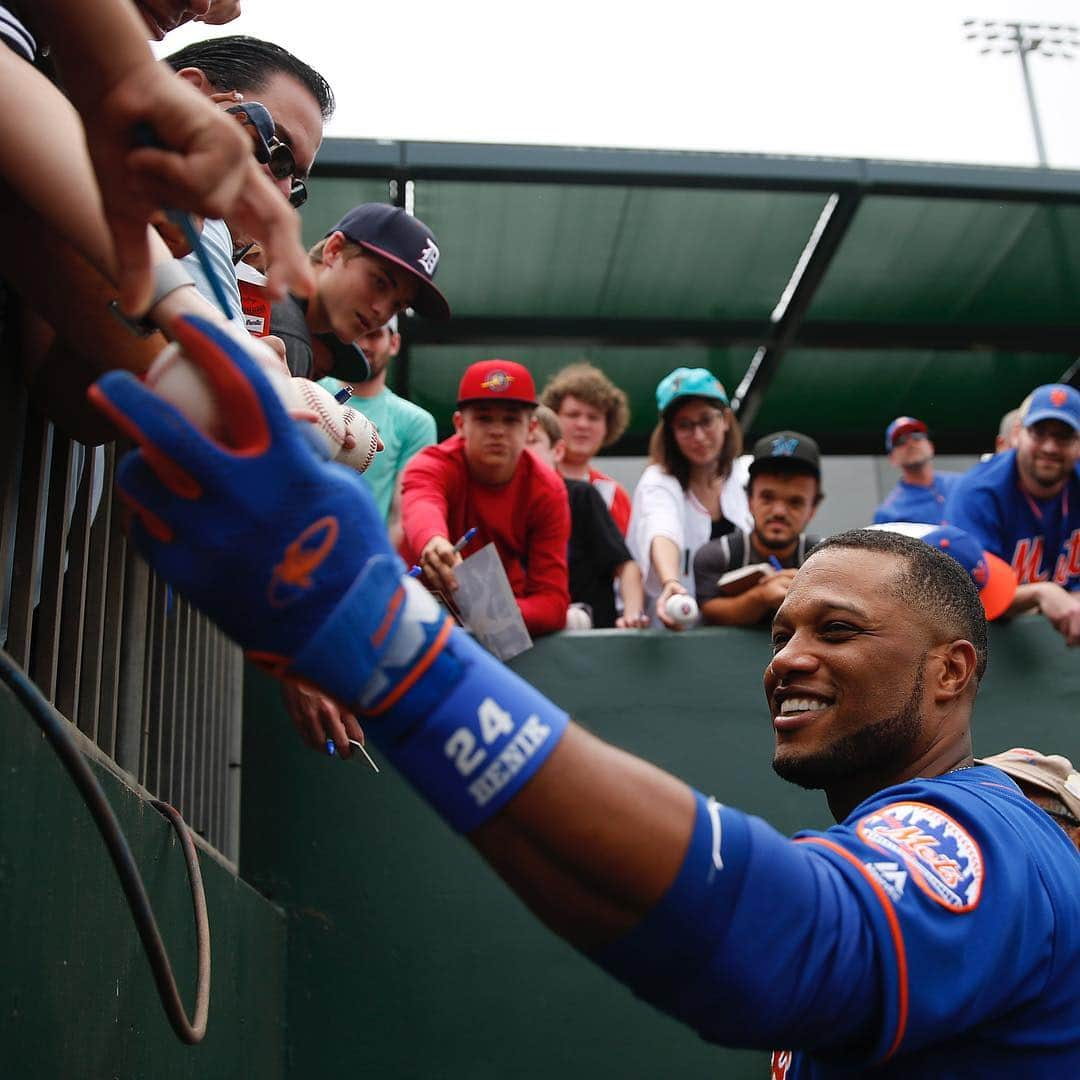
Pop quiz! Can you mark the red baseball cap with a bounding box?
[457,359,537,407]
[885,416,928,451]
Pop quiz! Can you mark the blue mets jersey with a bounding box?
[596,767,1080,1077]
[873,473,959,526]
[945,451,1080,589]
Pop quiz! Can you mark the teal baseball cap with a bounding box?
[656,368,729,415]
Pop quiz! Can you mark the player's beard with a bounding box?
[771,667,924,792]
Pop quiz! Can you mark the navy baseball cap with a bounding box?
[1022,383,1080,432]
[749,430,821,480]
[885,416,928,452]
[656,368,728,415]
[327,204,450,320]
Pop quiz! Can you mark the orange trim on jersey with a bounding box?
[796,836,909,1063]
[371,587,405,648]
[363,616,453,717]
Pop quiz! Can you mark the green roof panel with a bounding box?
[808,197,1080,325]
[413,182,828,320]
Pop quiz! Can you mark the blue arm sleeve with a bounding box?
[592,781,1062,1067]
[592,794,881,1054]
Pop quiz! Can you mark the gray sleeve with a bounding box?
[180,218,244,323]
[693,537,731,602]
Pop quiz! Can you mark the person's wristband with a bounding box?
[108,261,197,337]
[286,560,569,832]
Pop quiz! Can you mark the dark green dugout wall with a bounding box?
[0,684,287,1080]
[241,619,1079,1080]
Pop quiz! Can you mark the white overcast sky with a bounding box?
[157,0,1080,169]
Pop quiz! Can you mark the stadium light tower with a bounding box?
[963,18,1080,166]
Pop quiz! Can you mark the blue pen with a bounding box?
[768,556,784,572]
[132,122,234,320]
[407,526,477,578]
[334,385,353,404]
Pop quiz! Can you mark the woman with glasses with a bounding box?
[628,367,751,629]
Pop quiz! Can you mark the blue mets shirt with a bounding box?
[872,473,959,526]
[596,767,1080,1077]
[945,451,1080,589]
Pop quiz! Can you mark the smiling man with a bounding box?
[946,383,1080,645]
[93,319,1080,1076]
[400,358,570,636]
[694,430,824,624]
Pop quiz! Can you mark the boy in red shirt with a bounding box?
[401,360,571,637]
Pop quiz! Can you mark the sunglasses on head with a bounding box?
[226,100,300,182]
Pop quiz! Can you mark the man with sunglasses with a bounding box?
[872,415,960,526]
[164,35,331,321]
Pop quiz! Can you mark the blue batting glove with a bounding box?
[90,316,568,831]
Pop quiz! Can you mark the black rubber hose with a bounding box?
[0,648,210,1044]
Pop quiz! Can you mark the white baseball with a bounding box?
[664,593,699,626]
[144,331,298,442]
[290,378,380,474]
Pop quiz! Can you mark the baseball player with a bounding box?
[90,318,1080,1077]
[945,383,1080,645]
[873,416,959,525]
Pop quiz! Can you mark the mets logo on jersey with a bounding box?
[856,802,983,911]
[481,370,515,393]
[267,516,339,608]
[770,436,800,457]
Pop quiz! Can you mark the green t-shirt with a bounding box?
[320,380,437,520]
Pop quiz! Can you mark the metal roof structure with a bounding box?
[303,139,1080,454]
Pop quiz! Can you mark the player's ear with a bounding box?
[553,438,567,466]
[452,410,465,436]
[388,332,401,358]
[930,639,979,704]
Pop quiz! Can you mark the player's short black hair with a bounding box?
[809,529,988,682]
[165,35,335,120]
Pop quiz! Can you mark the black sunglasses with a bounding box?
[226,100,300,182]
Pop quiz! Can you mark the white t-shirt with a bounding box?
[628,457,752,620]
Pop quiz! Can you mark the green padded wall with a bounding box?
[240,618,1078,1079]
[0,682,287,1080]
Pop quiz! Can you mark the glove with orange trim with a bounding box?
[90,316,568,830]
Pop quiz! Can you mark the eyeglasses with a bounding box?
[891,432,928,448]
[673,412,723,437]
[227,100,301,182]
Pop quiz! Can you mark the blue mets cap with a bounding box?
[656,368,729,416]
[885,416,928,452]
[327,204,450,320]
[921,525,1017,621]
[1022,384,1080,432]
